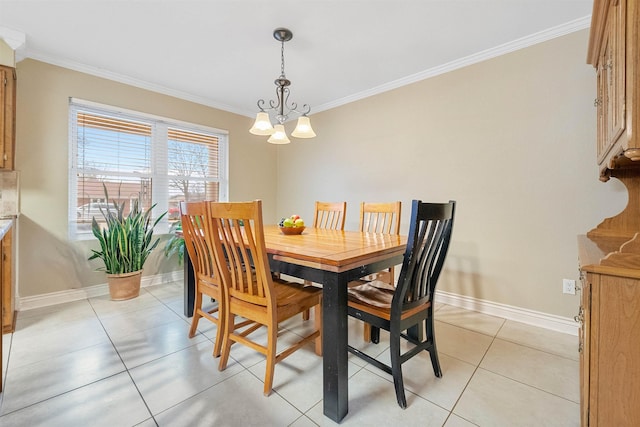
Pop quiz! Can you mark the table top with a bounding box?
[262,225,407,273]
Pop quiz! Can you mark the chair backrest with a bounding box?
[313,201,346,230]
[359,201,402,234]
[180,201,218,283]
[394,200,455,312]
[205,200,275,306]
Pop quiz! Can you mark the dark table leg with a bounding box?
[183,252,195,318]
[322,270,349,423]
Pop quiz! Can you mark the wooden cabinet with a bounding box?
[581,1,640,425]
[0,65,16,171]
[588,0,639,181]
[577,236,640,427]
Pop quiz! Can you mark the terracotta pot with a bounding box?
[106,270,143,300]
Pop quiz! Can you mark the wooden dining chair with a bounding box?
[347,199,455,408]
[180,201,226,357]
[208,200,323,396]
[299,200,347,320]
[354,201,401,342]
[312,201,346,230]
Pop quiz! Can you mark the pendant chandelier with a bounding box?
[249,27,316,144]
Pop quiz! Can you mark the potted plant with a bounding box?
[89,184,166,300]
[163,220,185,265]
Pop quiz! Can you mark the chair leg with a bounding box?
[371,326,380,344]
[264,322,278,396]
[426,316,442,377]
[212,305,224,358]
[302,280,313,320]
[314,303,323,356]
[188,291,203,338]
[218,311,234,371]
[389,327,407,409]
[363,322,372,343]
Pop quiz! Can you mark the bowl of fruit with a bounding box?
[279,214,306,235]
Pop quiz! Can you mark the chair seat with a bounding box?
[349,280,430,322]
[348,280,396,308]
[225,277,322,330]
[274,279,323,309]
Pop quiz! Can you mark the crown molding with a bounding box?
[17,49,255,117]
[15,16,591,118]
[0,26,26,50]
[313,15,592,113]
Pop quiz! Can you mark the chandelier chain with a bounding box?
[280,40,286,78]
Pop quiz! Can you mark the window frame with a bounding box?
[68,98,229,240]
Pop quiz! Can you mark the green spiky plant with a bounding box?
[89,184,167,274]
[163,220,185,265]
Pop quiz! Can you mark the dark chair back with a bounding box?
[393,200,455,315]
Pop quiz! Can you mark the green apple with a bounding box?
[283,218,294,227]
[294,218,305,227]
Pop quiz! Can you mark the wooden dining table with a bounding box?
[182,225,406,422]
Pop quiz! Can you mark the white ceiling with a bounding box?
[0,1,593,118]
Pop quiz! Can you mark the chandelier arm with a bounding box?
[268,99,280,110]
[256,99,267,112]
[284,98,298,114]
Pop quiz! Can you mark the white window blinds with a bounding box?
[69,100,228,239]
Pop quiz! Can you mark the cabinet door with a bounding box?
[0,66,16,171]
[605,0,626,147]
[578,274,591,427]
[593,274,640,426]
[596,54,607,162]
[595,0,627,165]
[0,229,11,333]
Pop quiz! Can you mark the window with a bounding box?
[69,99,228,239]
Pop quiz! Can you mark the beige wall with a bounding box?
[13,30,628,319]
[15,59,277,298]
[275,29,626,318]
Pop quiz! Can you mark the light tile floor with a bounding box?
[0,282,580,426]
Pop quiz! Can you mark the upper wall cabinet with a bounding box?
[0,65,16,171]
[588,0,639,181]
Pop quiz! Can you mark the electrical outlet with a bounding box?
[563,279,576,295]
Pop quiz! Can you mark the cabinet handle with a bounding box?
[594,98,602,107]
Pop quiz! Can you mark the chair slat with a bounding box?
[313,201,346,230]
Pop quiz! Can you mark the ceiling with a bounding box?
[0,1,593,118]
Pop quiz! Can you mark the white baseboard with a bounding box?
[18,271,183,311]
[435,290,578,336]
[17,273,578,336]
